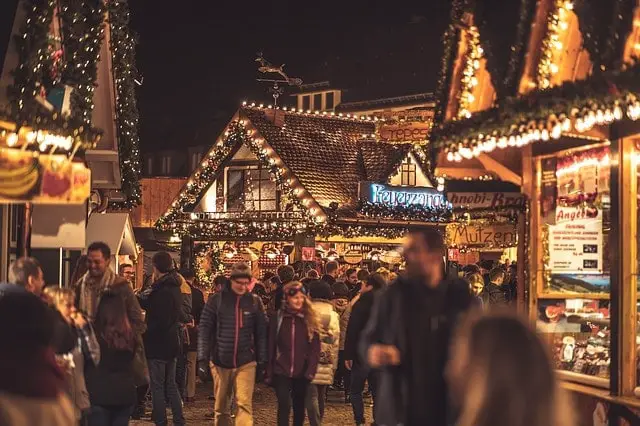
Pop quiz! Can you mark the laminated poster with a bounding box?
[548,206,603,274]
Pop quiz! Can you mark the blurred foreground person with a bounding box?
[0,291,75,425]
[266,282,320,426]
[447,313,575,426]
[362,228,473,426]
[344,273,387,426]
[86,292,137,426]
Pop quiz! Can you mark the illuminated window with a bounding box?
[226,165,278,211]
[400,157,416,186]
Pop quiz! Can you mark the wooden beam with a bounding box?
[618,135,637,396]
[476,154,522,186]
[435,167,493,179]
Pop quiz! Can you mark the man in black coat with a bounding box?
[138,252,186,426]
[181,268,205,402]
[197,262,268,425]
[344,273,387,426]
[361,229,473,426]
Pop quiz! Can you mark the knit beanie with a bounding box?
[308,279,333,300]
[230,263,252,281]
[331,281,350,298]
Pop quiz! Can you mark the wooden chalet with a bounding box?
[433,0,640,421]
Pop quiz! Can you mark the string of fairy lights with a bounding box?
[538,0,573,89]
[457,26,484,120]
[4,0,142,207]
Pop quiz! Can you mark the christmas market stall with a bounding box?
[0,0,143,285]
[155,103,455,288]
[432,0,640,422]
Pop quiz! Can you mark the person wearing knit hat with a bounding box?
[197,262,268,425]
[305,280,340,426]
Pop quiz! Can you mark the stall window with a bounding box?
[326,92,334,110]
[302,95,310,111]
[226,165,278,212]
[400,158,417,186]
[314,94,322,111]
[535,144,611,386]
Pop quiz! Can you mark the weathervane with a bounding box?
[255,53,302,106]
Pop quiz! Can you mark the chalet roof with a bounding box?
[240,106,412,208]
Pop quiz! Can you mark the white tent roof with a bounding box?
[85,212,138,258]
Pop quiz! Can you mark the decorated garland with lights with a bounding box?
[107,0,142,208]
[432,61,640,157]
[59,0,104,126]
[194,243,224,290]
[537,0,569,89]
[357,200,452,223]
[457,25,483,120]
[6,0,102,147]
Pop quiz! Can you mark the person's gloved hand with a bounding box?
[197,360,210,382]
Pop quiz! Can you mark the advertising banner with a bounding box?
[0,149,90,204]
[548,206,603,274]
[446,223,517,248]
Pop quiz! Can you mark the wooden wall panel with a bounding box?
[131,178,186,228]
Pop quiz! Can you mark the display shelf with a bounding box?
[538,292,611,300]
[556,370,610,389]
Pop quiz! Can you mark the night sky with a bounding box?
[129,0,451,152]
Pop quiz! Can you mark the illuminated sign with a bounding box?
[378,122,431,143]
[359,182,447,208]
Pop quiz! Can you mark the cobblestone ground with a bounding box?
[131,382,372,425]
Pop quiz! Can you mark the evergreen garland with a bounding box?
[107,0,142,208]
[59,0,105,126]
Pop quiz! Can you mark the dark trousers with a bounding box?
[350,363,378,425]
[175,352,187,401]
[305,384,327,426]
[335,350,350,394]
[133,384,148,417]
[273,375,309,426]
[87,405,132,426]
[148,358,185,426]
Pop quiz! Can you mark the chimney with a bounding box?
[264,109,285,128]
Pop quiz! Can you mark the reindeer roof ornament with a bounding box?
[255,53,303,106]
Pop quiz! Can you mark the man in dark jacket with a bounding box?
[197,262,268,426]
[482,267,510,307]
[361,229,473,426]
[344,273,386,426]
[138,251,186,426]
[321,260,338,287]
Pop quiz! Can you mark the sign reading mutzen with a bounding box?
[359,182,447,208]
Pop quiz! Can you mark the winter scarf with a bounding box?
[77,268,118,320]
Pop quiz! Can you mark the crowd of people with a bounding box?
[0,230,575,426]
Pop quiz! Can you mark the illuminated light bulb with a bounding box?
[551,124,562,139]
[26,131,36,143]
[446,151,454,162]
[242,101,247,106]
[596,110,605,124]
[541,129,550,141]
[250,102,256,107]
[560,21,569,31]
[497,137,508,148]
[533,129,541,140]
[477,46,484,55]
[459,147,473,159]
[467,93,475,103]
[470,77,478,86]
[564,1,573,10]
[6,133,18,147]
[473,59,480,69]
[549,63,559,74]
[453,152,462,162]
[613,105,622,120]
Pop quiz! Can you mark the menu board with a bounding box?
[548,206,603,274]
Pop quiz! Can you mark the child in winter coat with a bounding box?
[46,287,100,424]
[266,282,321,426]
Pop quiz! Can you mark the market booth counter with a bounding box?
[430,0,640,421]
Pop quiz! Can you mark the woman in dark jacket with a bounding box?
[266,282,321,426]
[85,291,137,425]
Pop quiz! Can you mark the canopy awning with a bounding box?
[86,212,138,259]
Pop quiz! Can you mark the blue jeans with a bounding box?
[148,358,185,426]
[87,405,132,426]
[350,362,378,425]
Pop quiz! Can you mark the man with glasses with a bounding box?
[197,262,268,426]
[118,263,135,286]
